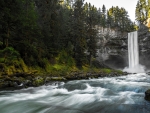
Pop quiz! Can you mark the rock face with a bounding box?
[138,24,150,70]
[96,24,150,70]
[96,26,128,69]
[145,89,150,101]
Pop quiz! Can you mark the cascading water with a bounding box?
[0,74,150,113]
[128,31,139,68]
[124,31,145,73]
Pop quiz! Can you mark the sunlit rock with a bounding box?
[146,18,150,28]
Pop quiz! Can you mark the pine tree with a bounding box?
[146,0,150,16]
[72,0,87,68]
[106,10,111,28]
[101,4,106,28]
[14,0,41,65]
[35,0,60,55]
[135,1,142,23]
[86,4,97,66]
[135,0,148,23]
[0,0,22,48]
[97,8,102,26]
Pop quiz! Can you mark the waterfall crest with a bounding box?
[124,31,145,73]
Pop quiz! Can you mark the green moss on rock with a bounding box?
[33,76,44,86]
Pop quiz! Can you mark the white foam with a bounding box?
[123,64,145,73]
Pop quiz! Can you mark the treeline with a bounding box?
[0,0,135,69]
[135,0,150,23]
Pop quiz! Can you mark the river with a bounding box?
[0,73,150,113]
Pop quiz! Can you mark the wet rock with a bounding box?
[146,72,150,75]
[123,72,129,75]
[145,89,150,101]
[23,80,33,87]
[32,76,44,86]
[50,77,66,81]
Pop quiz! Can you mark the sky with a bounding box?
[84,0,138,22]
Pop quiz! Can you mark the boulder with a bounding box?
[145,89,150,101]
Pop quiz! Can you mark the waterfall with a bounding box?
[128,31,139,68]
[124,31,145,73]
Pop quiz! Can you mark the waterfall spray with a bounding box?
[124,31,145,73]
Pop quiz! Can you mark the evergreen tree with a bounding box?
[0,0,22,48]
[101,5,106,28]
[97,8,102,26]
[135,1,142,23]
[86,4,97,66]
[35,0,60,56]
[106,10,111,28]
[72,0,87,68]
[135,0,149,23]
[0,0,136,69]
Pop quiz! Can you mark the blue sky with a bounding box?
[84,0,138,22]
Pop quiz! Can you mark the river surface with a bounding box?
[0,73,150,113]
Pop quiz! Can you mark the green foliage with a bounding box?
[108,6,135,32]
[56,50,75,67]
[101,68,112,74]
[44,64,72,76]
[0,47,20,61]
[0,47,28,75]
[0,0,135,73]
[33,77,44,86]
[136,0,150,23]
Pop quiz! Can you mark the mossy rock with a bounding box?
[145,89,150,101]
[33,76,44,86]
[51,77,66,81]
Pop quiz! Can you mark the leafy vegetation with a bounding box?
[135,0,150,23]
[0,0,136,76]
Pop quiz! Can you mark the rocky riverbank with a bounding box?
[1,71,150,102]
[0,71,128,90]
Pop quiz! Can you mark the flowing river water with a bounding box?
[0,73,150,113]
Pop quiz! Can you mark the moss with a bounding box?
[33,77,44,86]
[101,68,112,74]
[0,47,124,80]
[115,70,124,74]
[19,59,28,72]
[51,77,66,81]
[56,50,75,67]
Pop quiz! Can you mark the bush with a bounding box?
[0,47,20,60]
[38,58,49,68]
[56,50,75,67]
[101,68,112,74]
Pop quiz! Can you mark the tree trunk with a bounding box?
[2,37,5,48]
[6,28,10,47]
[6,38,8,47]
[89,54,92,67]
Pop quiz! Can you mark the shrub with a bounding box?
[56,50,75,67]
[0,47,20,60]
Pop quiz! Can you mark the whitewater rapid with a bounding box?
[0,73,150,113]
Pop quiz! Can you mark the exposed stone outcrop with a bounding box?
[145,89,150,101]
[138,24,150,69]
[96,24,150,70]
[96,26,128,69]
[0,71,128,90]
